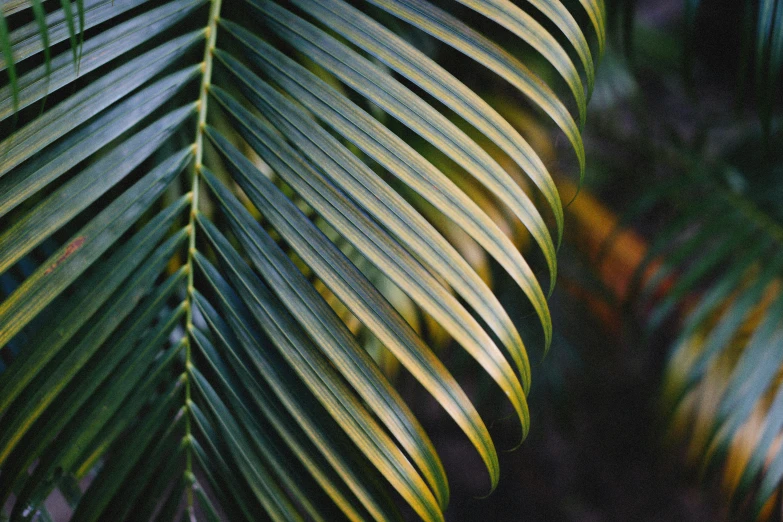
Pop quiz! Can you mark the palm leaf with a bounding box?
[0,0,602,519]
[620,163,783,519]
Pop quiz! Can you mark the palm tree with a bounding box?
[0,0,604,519]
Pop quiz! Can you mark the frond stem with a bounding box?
[183,0,221,515]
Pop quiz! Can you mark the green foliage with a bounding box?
[587,6,783,510]
[0,0,602,520]
[636,152,783,519]
[607,0,783,126]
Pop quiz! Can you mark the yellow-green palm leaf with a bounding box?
[0,0,602,519]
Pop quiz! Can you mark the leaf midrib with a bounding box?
[183,0,223,514]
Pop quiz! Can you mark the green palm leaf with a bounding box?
[0,0,601,519]
[617,163,783,518]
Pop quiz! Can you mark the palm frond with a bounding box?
[0,0,602,519]
[621,157,783,518]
